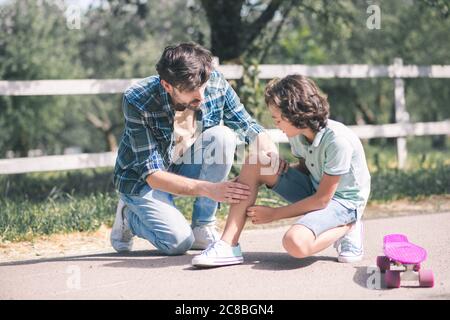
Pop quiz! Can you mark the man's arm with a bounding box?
[146,171,251,204]
[122,95,166,179]
[218,72,279,173]
[220,73,266,146]
[146,171,208,197]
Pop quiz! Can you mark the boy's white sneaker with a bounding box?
[191,240,244,267]
[334,220,364,263]
[191,223,220,250]
[110,199,134,252]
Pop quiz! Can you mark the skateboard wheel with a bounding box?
[377,256,390,272]
[385,270,401,288]
[419,269,434,287]
[414,263,421,272]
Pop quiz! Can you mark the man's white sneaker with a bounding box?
[334,220,364,263]
[191,223,220,250]
[192,240,244,267]
[110,199,134,252]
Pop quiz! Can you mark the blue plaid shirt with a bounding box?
[113,70,264,195]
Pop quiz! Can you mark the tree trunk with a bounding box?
[200,0,286,62]
[431,135,446,149]
[201,0,245,61]
[86,112,118,152]
[106,130,118,152]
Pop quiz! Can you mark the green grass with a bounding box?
[1,137,448,242]
[0,193,116,242]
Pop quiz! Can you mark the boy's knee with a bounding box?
[282,230,312,258]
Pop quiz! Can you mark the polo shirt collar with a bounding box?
[298,126,327,147]
[158,79,174,115]
[312,126,327,147]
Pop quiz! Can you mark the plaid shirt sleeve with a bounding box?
[122,95,166,180]
[221,76,265,144]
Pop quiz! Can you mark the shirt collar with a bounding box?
[158,79,174,115]
[312,126,327,147]
[298,126,327,147]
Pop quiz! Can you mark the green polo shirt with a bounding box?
[288,119,371,211]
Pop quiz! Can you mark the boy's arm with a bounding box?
[275,174,340,220]
[248,137,353,223]
[278,136,353,219]
[247,174,340,224]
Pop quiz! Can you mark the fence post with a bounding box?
[394,58,409,169]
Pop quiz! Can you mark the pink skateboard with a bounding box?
[376,234,434,288]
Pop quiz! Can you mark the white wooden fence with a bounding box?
[1,58,449,174]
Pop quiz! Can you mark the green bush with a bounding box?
[370,165,450,201]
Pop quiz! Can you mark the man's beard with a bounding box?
[173,101,201,112]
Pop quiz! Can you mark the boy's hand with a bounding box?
[246,205,276,224]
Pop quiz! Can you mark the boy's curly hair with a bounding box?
[264,75,330,132]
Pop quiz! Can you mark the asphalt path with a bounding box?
[1,212,449,300]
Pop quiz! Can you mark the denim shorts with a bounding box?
[269,167,358,238]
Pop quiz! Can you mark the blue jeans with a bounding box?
[119,126,236,255]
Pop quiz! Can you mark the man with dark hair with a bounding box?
[111,42,277,255]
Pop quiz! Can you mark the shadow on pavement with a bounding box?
[184,252,337,271]
[1,250,342,271]
[0,250,194,269]
[247,252,337,271]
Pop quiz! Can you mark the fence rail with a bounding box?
[1,122,449,175]
[1,64,450,96]
[1,58,449,174]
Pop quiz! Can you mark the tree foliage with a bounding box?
[0,0,85,157]
[0,0,448,157]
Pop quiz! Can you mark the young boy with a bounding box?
[191,74,371,267]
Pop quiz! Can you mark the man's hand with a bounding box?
[204,180,251,204]
[246,205,277,224]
